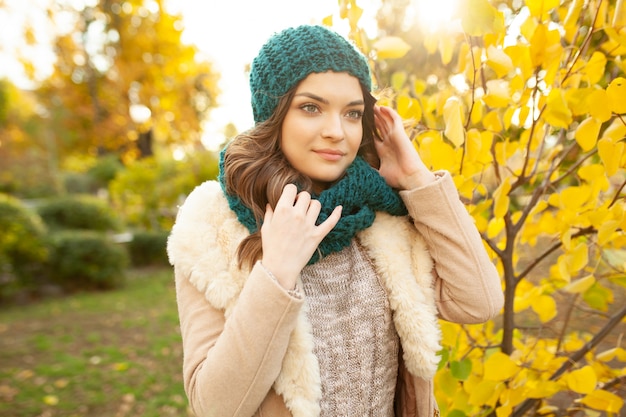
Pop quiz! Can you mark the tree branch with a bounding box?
[513,303,626,417]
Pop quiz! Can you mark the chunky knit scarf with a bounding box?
[218,151,408,265]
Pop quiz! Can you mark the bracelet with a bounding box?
[259,262,301,299]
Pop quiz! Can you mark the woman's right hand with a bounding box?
[261,183,342,290]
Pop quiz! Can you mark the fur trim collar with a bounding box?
[168,180,441,417]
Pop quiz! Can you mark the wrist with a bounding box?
[259,261,299,293]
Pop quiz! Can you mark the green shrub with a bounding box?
[0,194,49,293]
[48,231,128,291]
[126,230,170,267]
[37,194,123,232]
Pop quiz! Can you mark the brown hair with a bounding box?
[222,82,379,270]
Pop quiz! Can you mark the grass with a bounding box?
[0,267,193,417]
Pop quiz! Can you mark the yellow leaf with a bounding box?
[567,365,598,394]
[584,52,607,85]
[484,352,520,381]
[607,77,626,114]
[483,110,503,132]
[613,0,626,29]
[443,96,465,148]
[530,24,562,67]
[460,0,504,36]
[470,100,484,125]
[601,117,626,141]
[43,395,59,405]
[373,36,411,60]
[544,89,572,128]
[569,242,589,273]
[483,79,511,108]
[526,0,560,19]
[531,294,557,322]
[487,217,505,238]
[564,0,584,29]
[493,178,512,218]
[580,389,624,412]
[563,275,596,294]
[439,37,455,65]
[588,89,612,122]
[322,15,333,27]
[561,185,591,210]
[598,219,621,245]
[486,45,514,77]
[397,95,422,122]
[468,380,499,406]
[575,117,601,151]
[598,137,625,176]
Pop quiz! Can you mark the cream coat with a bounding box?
[167,172,504,417]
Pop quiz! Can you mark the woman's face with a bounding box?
[280,71,364,193]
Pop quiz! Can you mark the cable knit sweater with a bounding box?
[167,171,504,417]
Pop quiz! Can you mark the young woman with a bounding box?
[167,25,504,417]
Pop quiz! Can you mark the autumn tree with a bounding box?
[337,0,626,414]
[35,0,220,163]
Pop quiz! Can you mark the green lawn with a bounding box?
[0,267,193,417]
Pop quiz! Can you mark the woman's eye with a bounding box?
[301,104,319,113]
[346,110,363,120]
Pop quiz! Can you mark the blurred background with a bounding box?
[1,0,626,416]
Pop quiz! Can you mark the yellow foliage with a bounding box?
[486,45,514,77]
[597,347,626,362]
[598,137,625,176]
[565,365,598,394]
[613,0,626,28]
[588,89,612,122]
[483,79,511,108]
[373,36,411,60]
[527,0,560,20]
[580,389,624,413]
[574,117,601,151]
[483,110,503,132]
[484,352,520,381]
[563,275,596,294]
[397,95,422,123]
[443,97,465,148]
[606,77,626,114]
[583,52,607,85]
[543,88,573,128]
[531,294,557,322]
[493,178,512,219]
[460,0,505,36]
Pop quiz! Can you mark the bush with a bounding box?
[37,194,123,232]
[0,194,49,294]
[126,230,170,267]
[48,231,128,291]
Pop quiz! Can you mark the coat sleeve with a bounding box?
[400,171,504,324]
[168,181,303,417]
[174,261,303,417]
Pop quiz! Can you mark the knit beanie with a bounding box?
[249,25,372,124]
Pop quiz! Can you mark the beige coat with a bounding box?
[167,172,504,417]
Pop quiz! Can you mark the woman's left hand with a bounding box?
[373,105,436,190]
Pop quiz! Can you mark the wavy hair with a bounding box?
[222,82,380,270]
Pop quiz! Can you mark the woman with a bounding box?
[167,24,504,417]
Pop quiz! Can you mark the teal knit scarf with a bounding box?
[218,150,408,265]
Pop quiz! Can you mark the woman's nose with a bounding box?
[321,114,344,141]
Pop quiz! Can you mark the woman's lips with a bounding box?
[314,149,344,161]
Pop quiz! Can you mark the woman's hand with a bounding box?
[261,184,342,290]
[373,105,436,190]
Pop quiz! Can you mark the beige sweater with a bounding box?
[167,171,504,417]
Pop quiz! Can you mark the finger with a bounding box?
[293,190,312,211]
[306,199,322,223]
[276,183,298,207]
[316,205,342,237]
[264,203,273,221]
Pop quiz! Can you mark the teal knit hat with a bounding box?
[249,25,372,124]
